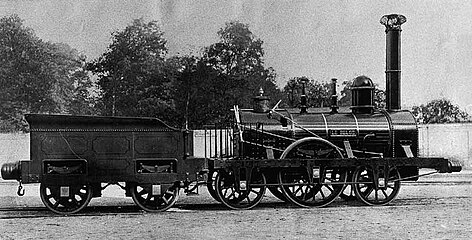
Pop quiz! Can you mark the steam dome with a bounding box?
[351,76,375,114]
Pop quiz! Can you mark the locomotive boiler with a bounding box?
[1,14,462,214]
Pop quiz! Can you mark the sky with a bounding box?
[1,0,472,111]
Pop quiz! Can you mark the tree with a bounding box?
[412,98,469,124]
[169,55,220,128]
[67,57,101,115]
[0,15,90,131]
[88,18,175,121]
[282,77,331,108]
[202,21,281,122]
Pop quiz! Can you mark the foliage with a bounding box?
[67,60,101,116]
[201,21,281,123]
[0,15,92,132]
[169,55,219,128]
[87,19,281,128]
[87,18,176,122]
[338,79,386,109]
[282,77,331,108]
[412,98,470,124]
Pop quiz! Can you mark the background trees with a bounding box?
[412,99,470,124]
[0,15,92,131]
[87,19,281,128]
[87,18,174,119]
[1,15,470,131]
[201,21,281,123]
[282,77,331,108]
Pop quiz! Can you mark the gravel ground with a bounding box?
[1,171,471,240]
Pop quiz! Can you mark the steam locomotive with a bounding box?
[1,14,462,214]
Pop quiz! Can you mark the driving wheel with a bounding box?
[278,137,347,207]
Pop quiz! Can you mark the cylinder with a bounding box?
[380,14,406,111]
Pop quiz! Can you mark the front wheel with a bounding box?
[352,166,401,206]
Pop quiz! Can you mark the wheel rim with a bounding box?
[216,170,266,210]
[131,184,179,212]
[340,170,357,201]
[40,183,92,214]
[265,171,288,202]
[352,166,401,206]
[207,171,221,202]
[278,138,347,207]
[267,186,288,202]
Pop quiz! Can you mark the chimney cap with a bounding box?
[380,14,407,31]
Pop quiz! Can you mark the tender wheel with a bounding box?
[207,171,221,202]
[278,137,347,207]
[215,170,266,210]
[278,167,347,207]
[352,166,401,206]
[130,183,179,212]
[40,183,92,214]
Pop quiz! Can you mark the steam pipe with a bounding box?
[380,14,406,111]
[299,77,309,114]
[330,78,338,113]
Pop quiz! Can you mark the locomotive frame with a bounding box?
[0,14,463,214]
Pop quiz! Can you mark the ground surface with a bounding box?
[1,171,472,240]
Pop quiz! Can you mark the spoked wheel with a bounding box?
[352,166,401,206]
[278,137,347,207]
[278,167,347,207]
[207,171,221,202]
[215,170,267,210]
[130,183,179,212]
[40,183,93,214]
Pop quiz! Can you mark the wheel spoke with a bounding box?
[381,189,388,198]
[364,187,374,198]
[138,189,146,196]
[324,185,334,194]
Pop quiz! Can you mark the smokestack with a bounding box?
[380,14,406,111]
